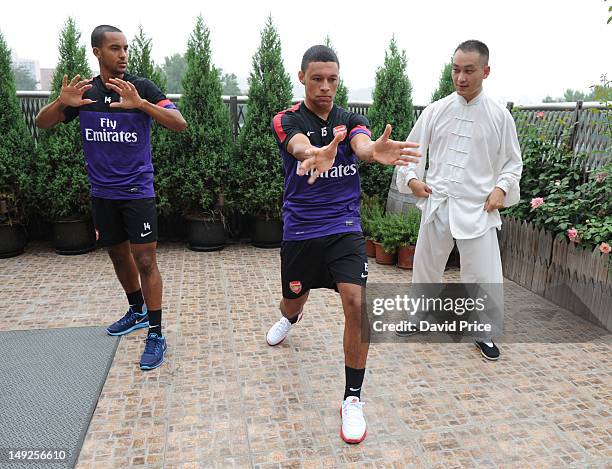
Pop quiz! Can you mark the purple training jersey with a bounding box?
[63,73,176,199]
[272,102,371,241]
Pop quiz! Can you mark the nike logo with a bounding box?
[140,231,152,237]
[361,273,368,278]
[306,131,314,136]
[349,387,361,392]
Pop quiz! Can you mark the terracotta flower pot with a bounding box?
[397,245,416,269]
[374,242,396,265]
[365,238,376,258]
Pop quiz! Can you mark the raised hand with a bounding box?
[106,78,144,109]
[298,130,346,184]
[58,74,95,107]
[372,124,420,166]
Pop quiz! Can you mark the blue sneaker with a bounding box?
[139,333,167,370]
[106,307,149,336]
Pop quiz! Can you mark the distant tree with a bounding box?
[162,53,187,94]
[543,88,596,103]
[128,25,166,92]
[430,61,454,102]
[364,36,414,201]
[12,63,37,90]
[324,35,348,109]
[221,71,241,95]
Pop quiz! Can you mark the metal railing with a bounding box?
[16,91,610,169]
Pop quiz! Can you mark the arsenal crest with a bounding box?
[333,125,347,137]
[289,281,302,294]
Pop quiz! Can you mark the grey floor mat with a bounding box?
[0,327,119,468]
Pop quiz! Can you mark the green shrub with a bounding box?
[35,18,92,220]
[378,210,421,253]
[503,107,611,252]
[234,15,292,219]
[430,61,454,103]
[362,36,415,202]
[0,30,35,224]
[155,16,233,220]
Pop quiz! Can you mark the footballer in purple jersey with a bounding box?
[266,45,421,445]
[36,25,186,371]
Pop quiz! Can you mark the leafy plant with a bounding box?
[377,210,421,253]
[503,103,611,253]
[0,30,35,224]
[360,195,384,240]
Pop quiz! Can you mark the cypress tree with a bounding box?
[235,15,292,219]
[363,37,414,201]
[128,25,166,92]
[324,35,348,109]
[431,61,454,102]
[0,30,35,224]
[36,18,92,220]
[155,15,233,217]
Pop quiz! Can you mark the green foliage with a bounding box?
[12,63,37,91]
[430,62,454,102]
[324,35,348,109]
[128,25,166,92]
[363,37,414,201]
[221,72,241,95]
[35,18,92,220]
[503,108,611,251]
[360,195,384,240]
[374,209,421,253]
[162,53,186,94]
[155,15,233,219]
[0,31,35,224]
[234,15,292,219]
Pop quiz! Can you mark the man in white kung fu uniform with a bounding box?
[396,40,522,360]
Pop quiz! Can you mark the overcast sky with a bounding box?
[3,0,611,104]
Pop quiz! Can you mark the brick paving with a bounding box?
[1,242,610,468]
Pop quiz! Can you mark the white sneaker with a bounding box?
[265,312,302,346]
[340,396,367,444]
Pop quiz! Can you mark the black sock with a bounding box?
[127,289,145,314]
[344,366,366,400]
[288,312,300,324]
[148,309,162,336]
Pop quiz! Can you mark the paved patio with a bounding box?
[1,242,610,468]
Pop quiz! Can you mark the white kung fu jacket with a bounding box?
[397,91,523,240]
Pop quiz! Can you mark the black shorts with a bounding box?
[91,197,158,247]
[281,232,368,299]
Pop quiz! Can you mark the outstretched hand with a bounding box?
[372,124,421,165]
[58,74,96,107]
[106,78,144,109]
[298,130,346,184]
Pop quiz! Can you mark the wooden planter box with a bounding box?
[499,216,611,332]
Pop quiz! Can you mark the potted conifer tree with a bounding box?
[234,16,292,248]
[0,31,34,258]
[34,18,95,255]
[156,16,234,251]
